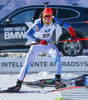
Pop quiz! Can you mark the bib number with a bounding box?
[42,33,50,38]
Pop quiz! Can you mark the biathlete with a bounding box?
[6,7,77,92]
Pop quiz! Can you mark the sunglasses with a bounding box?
[43,15,52,19]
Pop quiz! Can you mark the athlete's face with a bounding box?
[43,18,52,25]
[43,15,52,25]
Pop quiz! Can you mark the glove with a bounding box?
[36,38,41,43]
[71,36,77,43]
[39,40,47,45]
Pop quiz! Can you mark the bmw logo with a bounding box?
[45,29,50,32]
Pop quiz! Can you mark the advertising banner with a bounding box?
[0,56,88,74]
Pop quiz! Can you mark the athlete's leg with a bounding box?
[44,43,61,75]
[6,45,43,92]
[44,43,66,89]
[19,45,43,81]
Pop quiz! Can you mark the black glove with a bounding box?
[36,38,41,43]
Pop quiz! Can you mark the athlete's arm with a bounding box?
[53,17,77,43]
[53,17,76,37]
[25,20,41,41]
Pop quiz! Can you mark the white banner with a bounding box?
[0,56,88,73]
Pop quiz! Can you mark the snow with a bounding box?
[0,52,50,58]
[0,51,88,100]
[0,48,88,57]
[0,71,79,100]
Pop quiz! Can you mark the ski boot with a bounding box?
[55,75,66,89]
[6,80,23,93]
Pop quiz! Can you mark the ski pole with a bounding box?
[29,40,70,46]
[30,37,88,46]
[48,37,88,44]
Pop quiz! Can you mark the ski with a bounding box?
[23,81,54,88]
[0,90,30,93]
[1,74,88,93]
[0,90,44,93]
[44,86,87,94]
[0,86,87,94]
[23,78,55,88]
[23,74,88,89]
[22,78,73,88]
